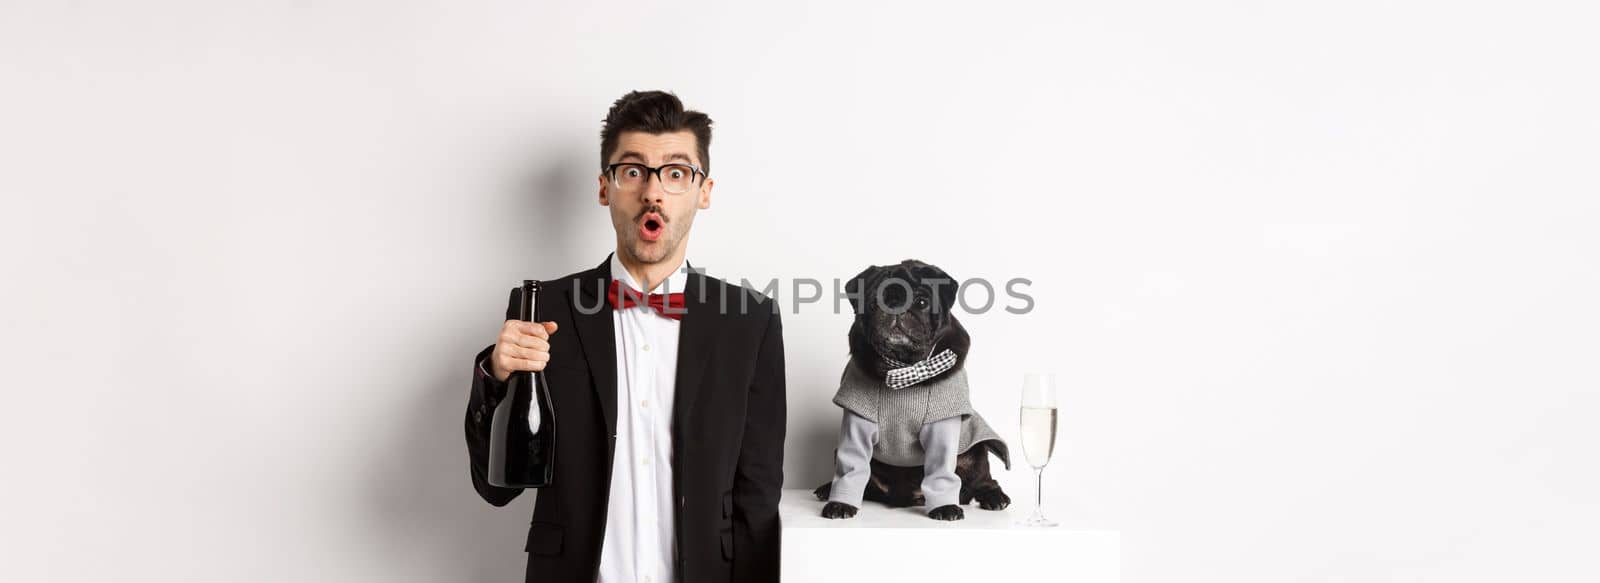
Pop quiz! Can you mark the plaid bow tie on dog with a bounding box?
[607,279,686,320]
[882,348,958,389]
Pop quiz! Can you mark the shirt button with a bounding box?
[640,399,650,409]
[642,457,651,466]
[644,577,652,583]
[643,344,651,352]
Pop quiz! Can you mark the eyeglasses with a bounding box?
[604,162,706,195]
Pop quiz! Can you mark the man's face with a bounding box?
[599,130,713,266]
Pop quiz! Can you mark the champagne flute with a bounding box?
[1018,372,1059,527]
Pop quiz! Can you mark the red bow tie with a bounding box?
[607,279,686,320]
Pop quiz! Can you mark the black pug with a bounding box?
[814,260,1012,521]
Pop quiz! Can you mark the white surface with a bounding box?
[3,1,1599,582]
[780,489,1120,583]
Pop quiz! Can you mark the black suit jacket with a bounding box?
[464,253,786,583]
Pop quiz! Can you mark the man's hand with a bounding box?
[490,320,559,381]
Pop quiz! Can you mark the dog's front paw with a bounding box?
[821,501,858,519]
[927,504,965,521]
[974,488,1011,511]
[813,482,832,501]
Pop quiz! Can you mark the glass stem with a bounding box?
[1035,467,1044,511]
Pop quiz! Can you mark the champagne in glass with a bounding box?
[1018,372,1059,527]
[1020,406,1058,468]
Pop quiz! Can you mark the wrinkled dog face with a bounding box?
[847,260,963,364]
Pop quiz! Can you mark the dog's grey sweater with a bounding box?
[832,359,1012,469]
[829,410,962,508]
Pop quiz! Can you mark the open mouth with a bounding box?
[639,212,664,242]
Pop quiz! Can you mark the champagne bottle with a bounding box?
[487,279,556,488]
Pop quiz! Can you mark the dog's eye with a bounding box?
[914,297,928,310]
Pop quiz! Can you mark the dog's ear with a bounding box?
[845,265,883,315]
[905,260,959,315]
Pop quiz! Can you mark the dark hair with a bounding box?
[599,90,714,176]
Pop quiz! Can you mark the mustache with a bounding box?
[635,206,668,223]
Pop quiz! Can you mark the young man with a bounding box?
[463,91,786,583]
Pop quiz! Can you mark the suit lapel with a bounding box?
[673,268,717,431]
[569,255,618,437]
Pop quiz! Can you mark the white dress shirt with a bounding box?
[597,251,687,583]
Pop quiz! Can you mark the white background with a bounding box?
[3,1,1597,581]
